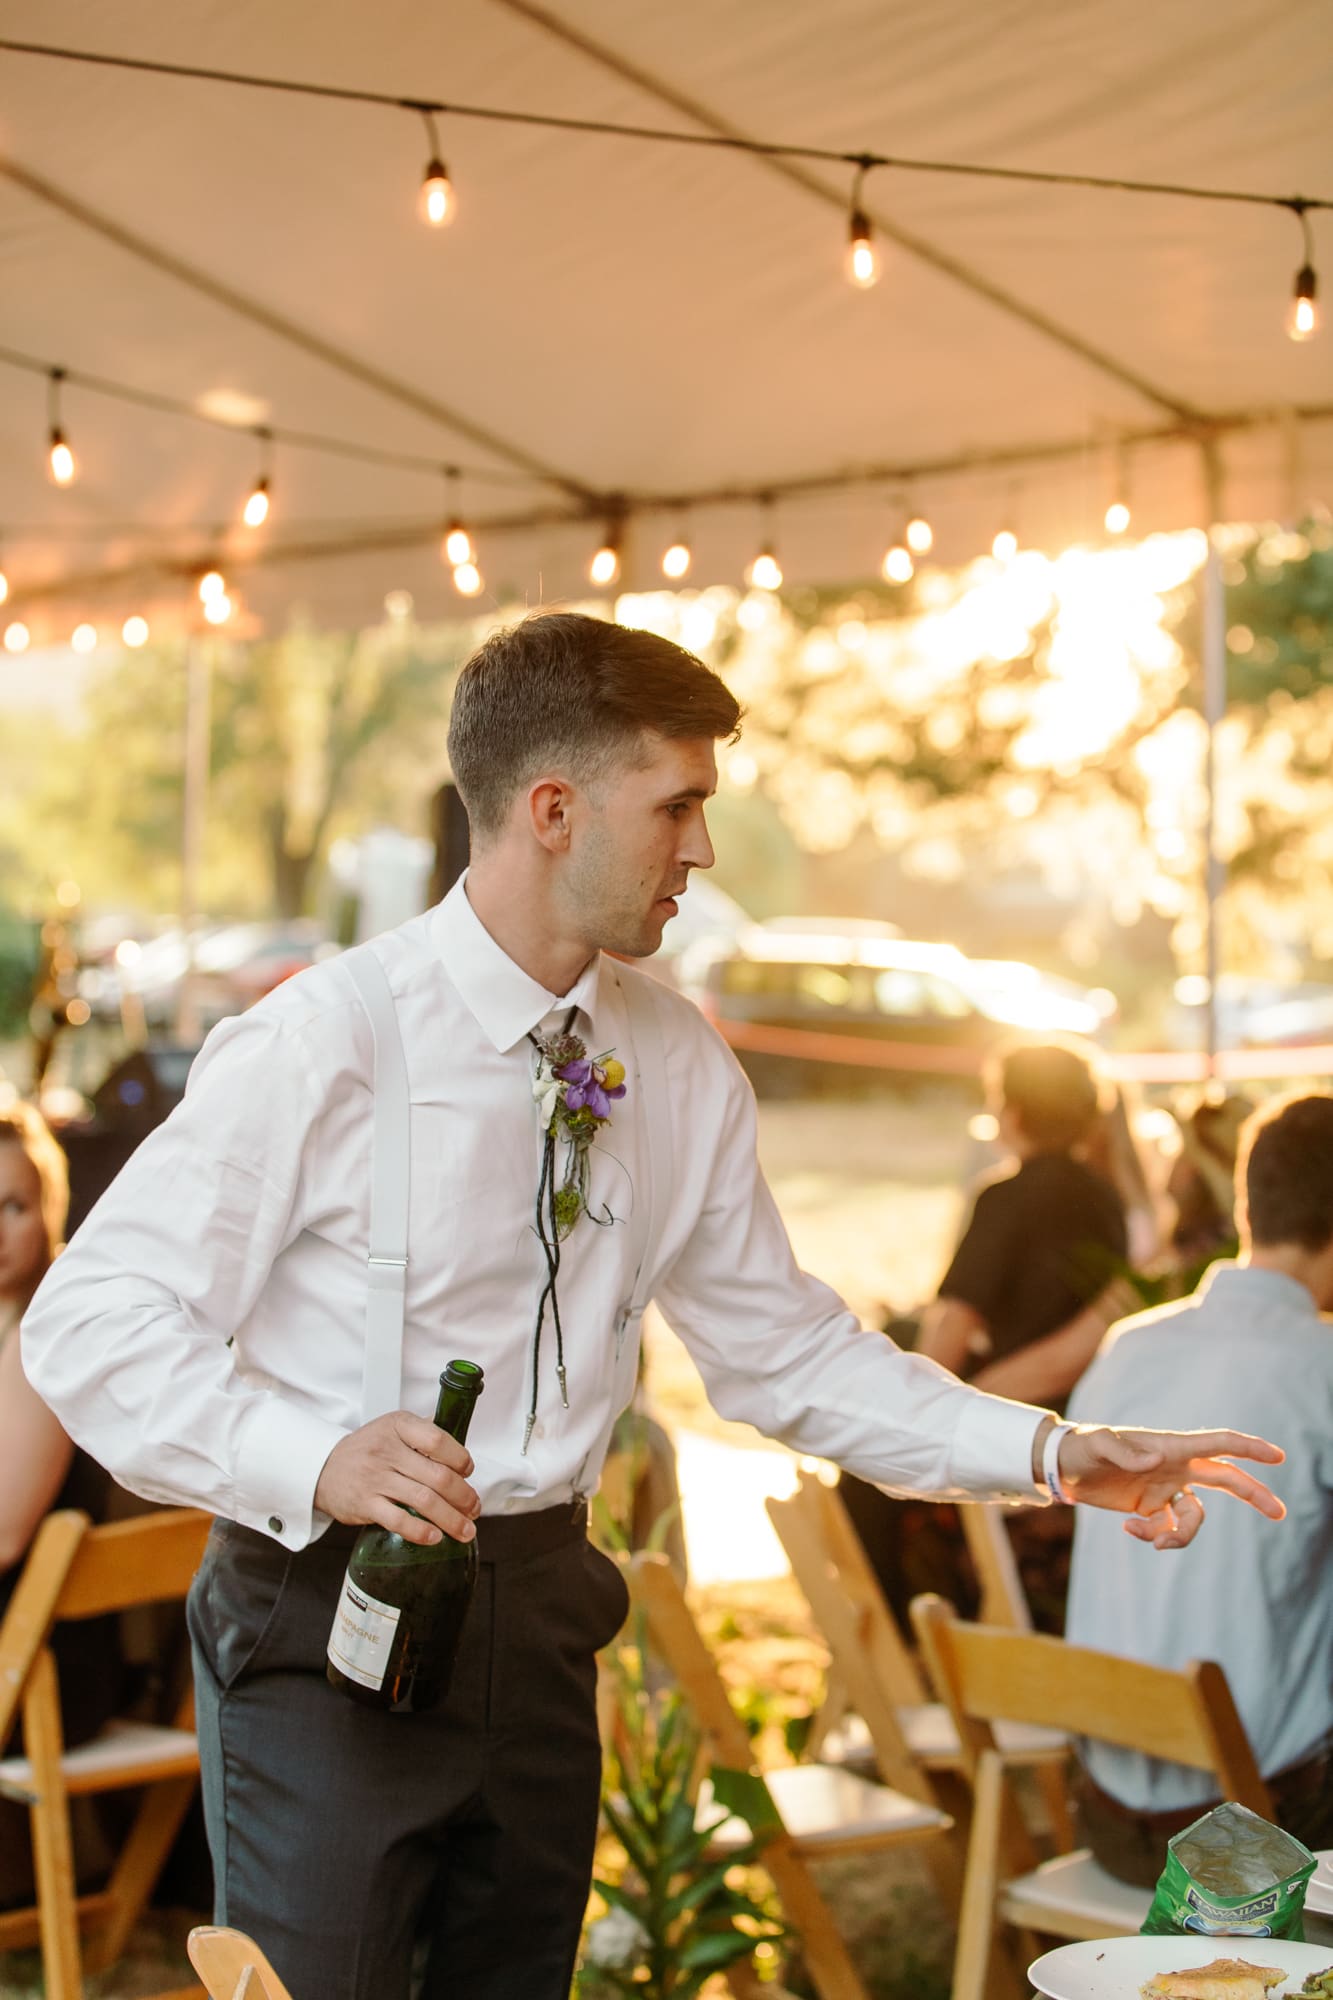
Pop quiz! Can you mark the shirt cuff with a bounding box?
[948,1391,1053,1503]
[233,1395,349,1551]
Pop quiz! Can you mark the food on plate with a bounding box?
[1297,1969,1333,1997]
[1140,1959,1286,2000]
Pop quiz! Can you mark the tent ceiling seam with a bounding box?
[493,0,1216,428]
[0,151,599,505]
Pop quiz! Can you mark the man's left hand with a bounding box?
[1057,1425,1286,1550]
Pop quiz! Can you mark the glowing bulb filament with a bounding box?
[5,621,31,653]
[992,528,1018,562]
[846,208,879,289]
[198,570,227,603]
[122,616,149,647]
[749,549,783,591]
[452,560,483,597]
[1105,500,1131,536]
[590,544,620,587]
[71,622,97,653]
[0,569,8,606]
[905,515,933,554]
[419,160,454,228]
[49,431,76,485]
[662,540,691,580]
[443,521,473,567]
[881,544,913,584]
[204,594,232,626]
[243,477,271,528]
[1288,264,1318,341]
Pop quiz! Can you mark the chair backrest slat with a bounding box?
[958,1505,1031,1631]
[54,1509,212,1621]
[911,1594,1272,1816]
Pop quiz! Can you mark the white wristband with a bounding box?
[1042,1421,1076,1505]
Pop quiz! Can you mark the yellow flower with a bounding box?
[600,1057,626,1090]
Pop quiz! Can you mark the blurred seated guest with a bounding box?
[0,1102,126,1746]
[842,1041,1131,1632]
[915,1040,1128,1410]
[1164,1089,1254,1279]
[1066,1089,1333,1886]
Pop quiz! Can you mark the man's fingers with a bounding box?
[1176,1429,1285,1466]
[1186,1456,1286,1520]
[394,1411,475,1476]
[383,1471,478,1543]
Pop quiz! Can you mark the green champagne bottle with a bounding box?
[326,1359,484,1713]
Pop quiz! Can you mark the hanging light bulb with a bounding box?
[5,621,30,653]
[452,560,483,597]
[662,539,692,580]
[992,526,1018,562]
[242,429,273,527]
[1288,266,1318,341]
[0,562,8,607]
[417,111,455,227]
[122,615,149,647]
[881,543,913,584]
[589,511,623,588]
[746,497,783,590]
[198,569,227,604]
[71,622,97,653]
[1104,499,1131,535]
[47,369,77,485]
[905,514,933,555]
[203,593,233,626]
[1285,201,1319,341]
[845,161,880,288]
[444,520,474,566]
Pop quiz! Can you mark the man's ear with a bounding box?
[527,776,576,853]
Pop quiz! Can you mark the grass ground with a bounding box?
[0,1091,975,1999]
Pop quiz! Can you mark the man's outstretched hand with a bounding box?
[1055,1424,1286,1551]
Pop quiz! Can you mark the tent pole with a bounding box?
[1200,439,1227,1081]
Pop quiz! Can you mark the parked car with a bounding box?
[691,922,1115,1094]
[80,920,336,1030]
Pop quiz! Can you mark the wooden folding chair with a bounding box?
[766,1474,1065,1821]
[628,1551,953,2000]
[0,1506,213,2000]
[187,1925,294,2000]
[910,1591,1274,2000]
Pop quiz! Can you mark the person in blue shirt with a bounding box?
[1066,1088,1333,1885]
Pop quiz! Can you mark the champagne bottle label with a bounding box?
[327,1573,402,1691]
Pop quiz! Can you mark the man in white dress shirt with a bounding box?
[1066,1089,1333,1885]
[23,613,1285,2000]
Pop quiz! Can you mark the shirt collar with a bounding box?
[1195,1259,1322,1318]
[430,874,605,1055]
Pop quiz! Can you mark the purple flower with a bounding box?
[554,1057,592,1086]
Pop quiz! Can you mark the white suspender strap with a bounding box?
[344,948,412,1424]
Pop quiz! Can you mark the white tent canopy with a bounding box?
[1,0,1330,637]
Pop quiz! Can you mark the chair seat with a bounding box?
[0,1718,199,1804]
[698,1762,952,1851]
[1001,1845,1151,1938]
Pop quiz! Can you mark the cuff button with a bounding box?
[268,1515,284,1535]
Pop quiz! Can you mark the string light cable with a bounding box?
[1,36,1327,301]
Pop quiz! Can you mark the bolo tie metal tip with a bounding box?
[522,1412,536,1456]
[557,1364,569,1409]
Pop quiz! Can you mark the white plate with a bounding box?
[1308,1852,1333,1918]
[1028,1933,1333,1998]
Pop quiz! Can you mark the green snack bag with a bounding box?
[1141,1801,1316,1940]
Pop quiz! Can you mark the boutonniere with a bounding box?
[523,1016,629,1452]
[531,1030,628,1236]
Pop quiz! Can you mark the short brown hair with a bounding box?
[447,612,742,839]
[991,1040,1105,1153]
[1237,1090,1333,1251]
[0,1100,69,1273]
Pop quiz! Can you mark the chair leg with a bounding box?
[950,1748,1013,2000]
[85,1773,200,1973]
[764,1840,871,2000]
[26,1652,85,2000]
[1034,1762,1075,1853]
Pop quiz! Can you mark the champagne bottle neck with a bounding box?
[432,1389,479,1444]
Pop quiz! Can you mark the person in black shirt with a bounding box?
[842,1040,1129,1631]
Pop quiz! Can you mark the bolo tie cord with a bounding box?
[524,1005,577,1453]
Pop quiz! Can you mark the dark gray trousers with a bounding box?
[187,1507,629,2000]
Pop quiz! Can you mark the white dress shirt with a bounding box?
[22,880,1048,1550]
[1067,1262,1333,1809]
